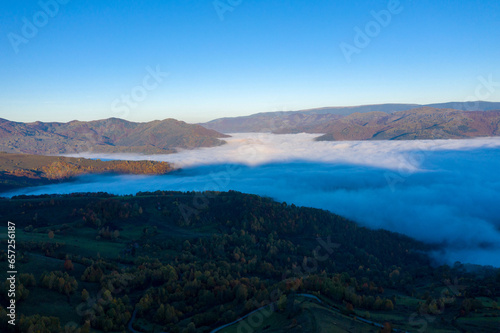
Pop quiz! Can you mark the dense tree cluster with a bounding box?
[40,271,78,296]
[83,289,132,332]
[0,152,175,191]
[41,160,172,180]
[0,191,498,332]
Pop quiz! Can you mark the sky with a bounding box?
[1,0,499,123]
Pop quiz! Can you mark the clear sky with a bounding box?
[1,0,499,123]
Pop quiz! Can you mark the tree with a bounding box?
[81,320,91,333]
[165,304,178,324]
[374,296,384,310]
[381,322,393,333]
[235,284,248,303]
[81,289,90,302]
[185,322,196,333]
[20,273,36,287]
[277,294,287,311]
[64,259,74,271]
[156,304,165,323]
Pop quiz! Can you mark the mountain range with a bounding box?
[0,117,229,155]
[201,102,500,140]
[1,102,500,156]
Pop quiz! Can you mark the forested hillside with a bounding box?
[0,191,498,332]
[0,152,173,191]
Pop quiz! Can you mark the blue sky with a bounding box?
[1,0,499,123]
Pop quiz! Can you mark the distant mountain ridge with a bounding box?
[0,118,229,155]
[314,107,500,141]
[201,102,500,140]
[2,101,500,155]
[296,101,500,115]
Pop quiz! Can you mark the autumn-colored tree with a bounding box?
[81,264,104,282]
[235,284,248,303]
[19,273,36,287]
[81,320,91,333]
[40,271,78,295]
[185,322,196,333]
[277,294,287,311]
[374,296,384,310]
[164,304,178,324]
[17,283,30,301]
[64,259,74,271]
[381,322,393,333]
[81,289,90,302]
[19,314,61,333]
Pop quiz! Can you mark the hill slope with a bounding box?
[201,106,500,140]
[0,118,229,155]
[0,191,498,332]
[314,107,500,141]
[0,152,174,191]
[201,102,500,137]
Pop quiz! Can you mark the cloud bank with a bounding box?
[6,134,500,267]
[65,133,500,170]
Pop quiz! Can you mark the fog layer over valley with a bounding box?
[5,134,500,267]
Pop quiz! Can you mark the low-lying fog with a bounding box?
[5,133,500,267]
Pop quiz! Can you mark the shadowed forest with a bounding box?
[0,191,498,332]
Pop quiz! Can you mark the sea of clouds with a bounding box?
[4,133,500,267]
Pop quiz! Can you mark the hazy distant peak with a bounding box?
[201,103,500,141]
